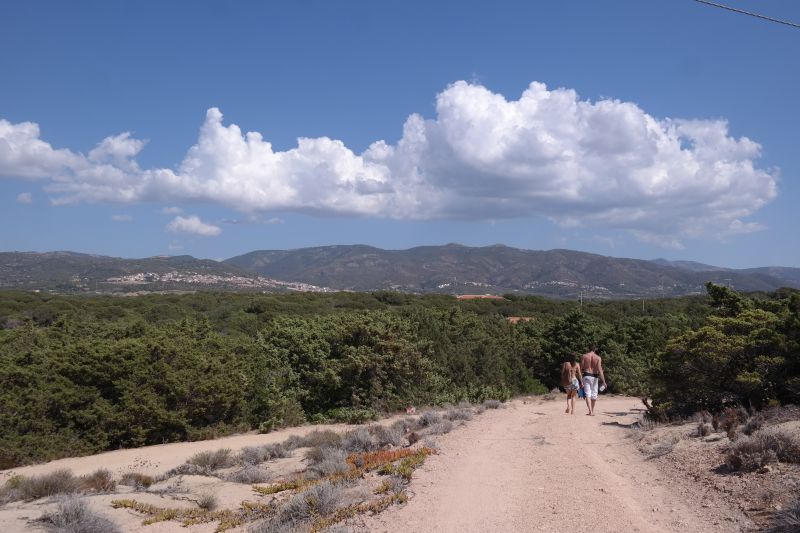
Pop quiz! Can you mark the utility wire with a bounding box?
[694,0,800,29]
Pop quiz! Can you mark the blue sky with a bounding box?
[1,0,798,267]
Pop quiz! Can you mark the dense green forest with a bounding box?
[0,286,797,468]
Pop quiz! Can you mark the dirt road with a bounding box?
[362,395,744,533]
[1,395,751,532]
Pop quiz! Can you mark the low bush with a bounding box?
[186,449,236,471]
[0,469,80,503]
[390,418,414,435]
[119,472,154,489]
[426,421,454,435]
[482,399,502,409]
[240,443,291,465]
[225,465,271,484]
[767,498,800,532]
[445,408,473,421]
[341,428,377,452]
[418,411,442,427]
[80,469,116,492]
[162,463,212,478]
[370,425,403,447]
[307,448,349,479]
[287,430,342,450]
[743,415,764,436]
[37,495,121,533]
[197,493,217,511]
[727,428,800,471]
[375,476,405,496]
[275,481,343,524]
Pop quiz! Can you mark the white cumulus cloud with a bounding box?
[0,81,779,246]
[166,215,222,236]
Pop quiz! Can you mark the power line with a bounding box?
[694,0,800,29]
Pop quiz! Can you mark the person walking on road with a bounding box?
[580,345,606,416]
[560,353,582,415]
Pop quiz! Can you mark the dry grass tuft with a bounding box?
[743,415,764,436]
[727,427,800,471]
[697,422,712,437]
[197,493,217,511]
[418,411,443,427]
[444,408,473,421]
[341,428,377,452]
[81,468,116,492]
[225,465,271,484]
[767,498,800,532]
[119,472,154,489]
[374,476,405,496]
[38,495,121,533]
[187,448,237,471]
[370,425,404,447]
[426,420,454,435]
[0,469,80,503]
[482,399,502,409]
[240,444,290,465]
[307,448,350,479]
[287,430,342,450]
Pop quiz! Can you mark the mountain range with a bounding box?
[1,245,798,299]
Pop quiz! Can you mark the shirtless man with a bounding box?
[580,345,606,416]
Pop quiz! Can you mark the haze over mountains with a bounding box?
[1,245,798,298]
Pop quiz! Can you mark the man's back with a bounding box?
[581,351,601,374]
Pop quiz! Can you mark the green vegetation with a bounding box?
[0,286,797,467]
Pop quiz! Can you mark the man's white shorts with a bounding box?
[583,375,599,400]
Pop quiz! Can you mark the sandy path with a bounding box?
[363,395,734,533]
[0,423,357,481]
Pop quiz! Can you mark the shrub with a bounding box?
[119,472,153,489]
[727,428,800,471]
[197,493,217,511]
[767,498,800,532]
[743,415,764,436]
[370,425,403,447]
[289,430,342,449]
[302,481,343,516]
[307,448,349,479]
[482,399,502,409]
[225,465,271,484]
[0,469,80,502]
[444,408,472,421]
[81,469,116,492]
[418,411,442,428]
[426,421,454,435]
[162,463,212,478]
[186,449,236,471]
[341,428,377,453]
[37,495,121,533]
[390,418,414,435]
[375,476,405,495]
[240,444,291,465]
[274,482,343,524]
